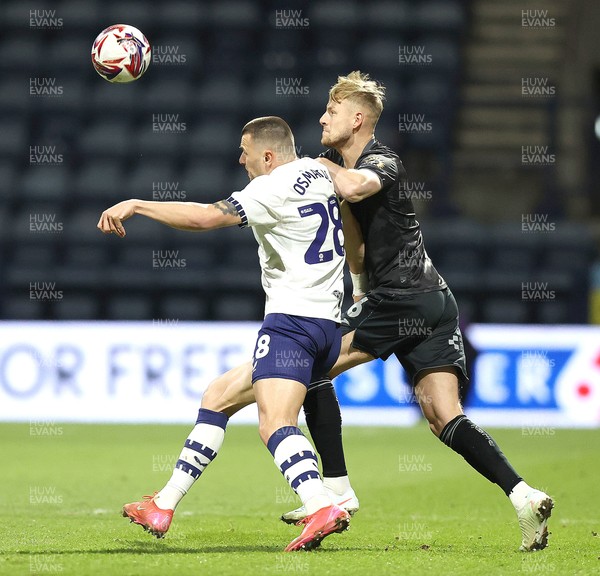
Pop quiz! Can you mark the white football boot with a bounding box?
[281,486,359,524]
[516,489,554,551]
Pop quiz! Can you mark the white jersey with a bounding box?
[228,157,345,322]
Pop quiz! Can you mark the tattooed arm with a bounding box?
[97,199,242,238]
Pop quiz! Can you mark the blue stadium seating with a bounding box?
[0,0,594,323]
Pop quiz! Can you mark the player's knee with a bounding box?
[200,386,216,409]
[257,419,273,446]
[200,383,227,412]
[425,415,445,438]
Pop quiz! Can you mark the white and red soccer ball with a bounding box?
[91,24,151,83]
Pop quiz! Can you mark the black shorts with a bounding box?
[342,287,468,386]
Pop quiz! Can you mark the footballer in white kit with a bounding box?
[229,157,344,320]
[98,116,351,552]
[228,156,345,388]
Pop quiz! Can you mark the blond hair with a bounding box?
[329,71,386,127]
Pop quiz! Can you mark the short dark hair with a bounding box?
[241,116,295,149]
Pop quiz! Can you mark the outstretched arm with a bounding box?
[97,199,241,238]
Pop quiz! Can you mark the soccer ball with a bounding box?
[91,24,151,83]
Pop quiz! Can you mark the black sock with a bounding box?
[440,415,522,495]
[303,378,348,477]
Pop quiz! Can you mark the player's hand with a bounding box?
[352,293,364,303]
[97,200,136,238]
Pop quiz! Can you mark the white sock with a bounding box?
[269,427,332,515]
[154,409,227,511]
[508,480,534,510]
[323,475,351,496]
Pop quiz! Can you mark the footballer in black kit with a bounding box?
[320,139,467,386]
[290,71,552,552]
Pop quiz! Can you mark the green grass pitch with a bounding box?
[1,422,598,575]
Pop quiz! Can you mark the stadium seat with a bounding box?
[5,254,59,290]
[213,294,263,321]
[0,161,19,203]
[88,81,146,117]
[0,207,8,245]
[0,118,29,158]
[53,1,101,26]
[79,119,136,158]
[437,247,483,274]
[158,1,210,29]
[136,126,188,159]
[47,35,94,73]
[406,75,457,110]
[209,1,261,26]
[489,247,536,273]
[159,294,209,321]
[0,0,470,322]
[61,245,109,268]
[420,37,461,73]
[543,249,591,275]
[370,71,405,110]
[20,167,69,202]
[195,76,247,113]
[106,294,154,320]
[55,245,109,289]
[212,227,261,290]
[180,160,229,201]
[101,1,155,31]
[0,78,32,114]
[436,269,483,294]
[0,34,43,74]
[303,76,337,114]
[263,26,305,52]
[187,119,240,156]
[1,295,45,320]
[357,36,406,72]
[413,0,466,32]
[141,77,194,112]
[156,246,215,290]
[11,243,57,264]
[35,78,88,115]
[421,218,487,250]
[483,270,527,294]
[293,121,324,159]
[201,30,257,71]
[309,28,356,70]
[65,208,112,245]
[250,75,297,116]
[310,1,361,28]
[544,221,594,250]
[125,158,178,199]
[536,301,570,324]
[363,1,411,29]
[10,205,64,245]
[482,298,530,324]
[490,221,541,251]
[51,294,100,320]
[3,1,33,28]
[75,160,125,202]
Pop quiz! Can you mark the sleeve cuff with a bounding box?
[227,195,248,228]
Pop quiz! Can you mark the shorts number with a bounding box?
[298,195,344,265]
[346,295,367,318]
[255,334,271,359]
